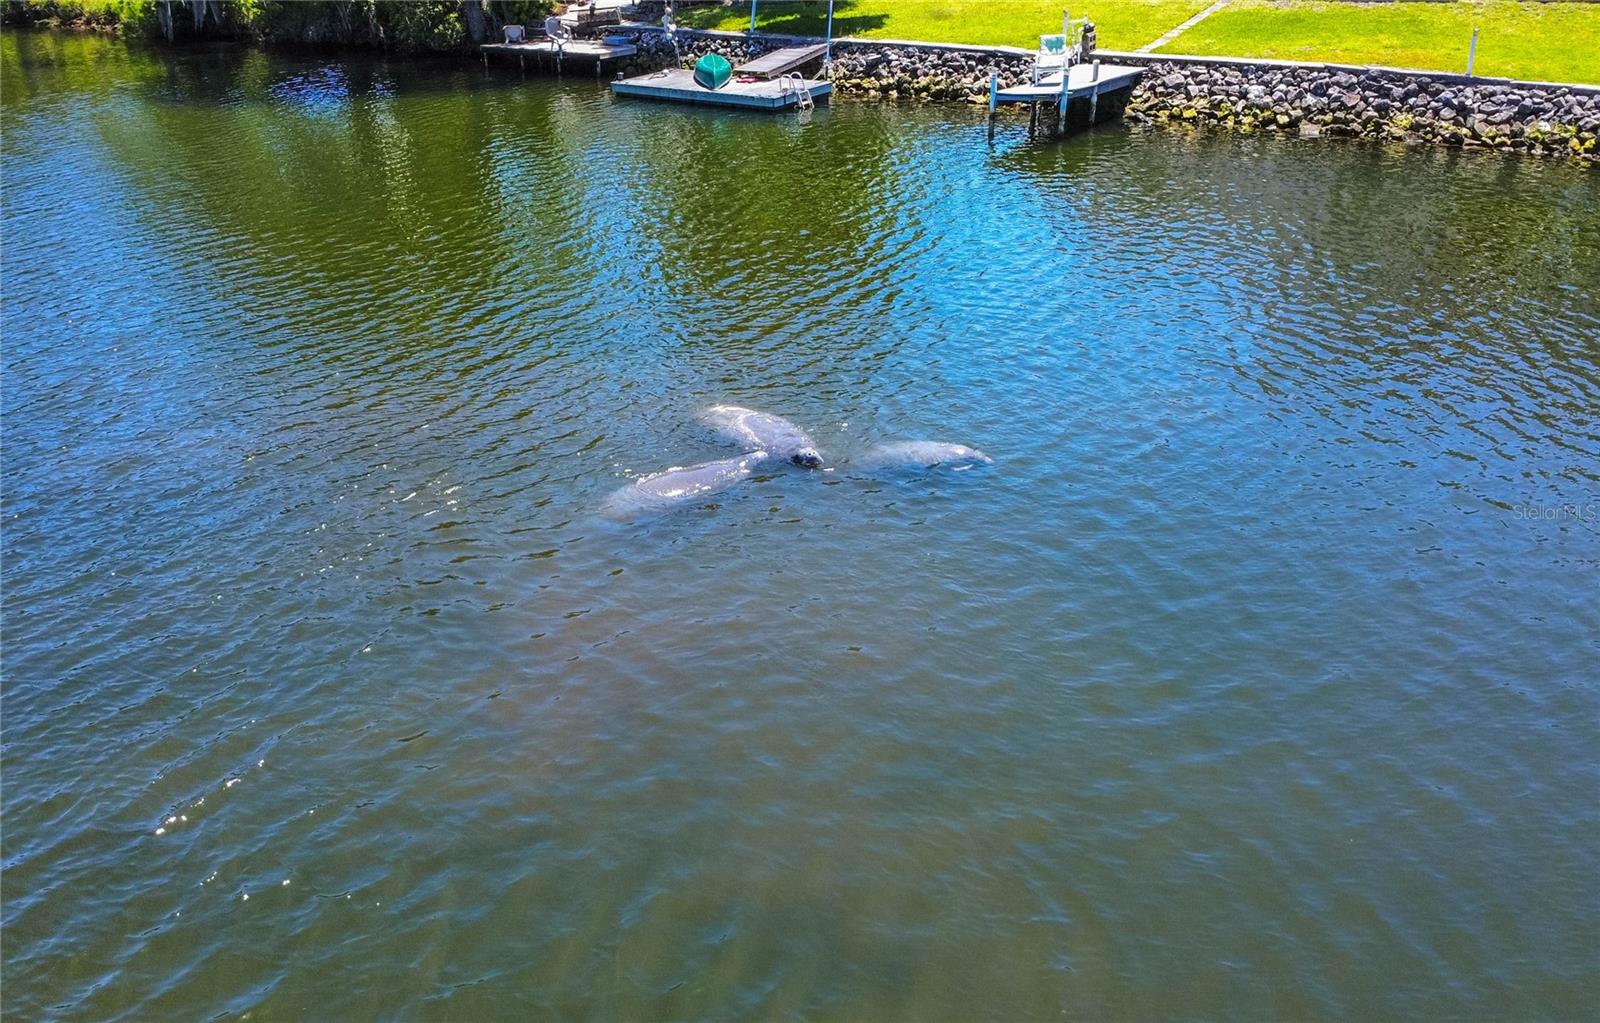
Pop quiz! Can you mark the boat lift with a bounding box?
[986,9,1141,140]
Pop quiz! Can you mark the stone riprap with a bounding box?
[612,29,1599,160]
[1126,59,1599,160]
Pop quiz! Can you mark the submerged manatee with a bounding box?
[699,405,823,468]
[858,441,993,469]
[602,451,772,519]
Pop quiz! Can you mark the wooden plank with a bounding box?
[733,44,829,79]
[481,40,636,59]
[995,63,1142,103]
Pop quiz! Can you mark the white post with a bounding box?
[825,0,835,73]
[1466,27,1479,76]
[1057,57,1070,133]
[1089,59,1100,124]
[749,0,758,35]
[988,69,999,141]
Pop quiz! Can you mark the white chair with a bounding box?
[1037,34,1068,73]
[504,24,525,43]
[545,15,569,42]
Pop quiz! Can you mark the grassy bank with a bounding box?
[676,0,1211,51]
[679,1,1600,85]
[11,0,1598,85]
[1159,1,1600,85]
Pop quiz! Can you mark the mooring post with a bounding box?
[1466,27,1479,76]
[988,69,999,142]
[825,0,835,72]
[1029,61,1040,136]
[1089,59,1100,125]
[520,53,525,73]
[1057,61,1070,134]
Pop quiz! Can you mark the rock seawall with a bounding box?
[1126,60,1599,160]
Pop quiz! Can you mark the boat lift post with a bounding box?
[749,0,758,34]
[1029,59,1040,135]
[987,69,999,142]
[1057,56,1070,133]
[824,0,835,76]
[1089,59,1100,124]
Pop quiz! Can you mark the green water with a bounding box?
[3,30,1598,1021]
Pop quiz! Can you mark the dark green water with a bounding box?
[3,30,1598,1021]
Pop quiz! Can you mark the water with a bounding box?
[4,31,1598,1020]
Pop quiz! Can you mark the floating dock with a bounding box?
[611,69,831,111]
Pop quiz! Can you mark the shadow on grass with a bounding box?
[682,0,889,39]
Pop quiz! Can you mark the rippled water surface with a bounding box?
[4,31,1598,1021]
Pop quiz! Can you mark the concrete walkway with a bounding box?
[1140,0,1230,53]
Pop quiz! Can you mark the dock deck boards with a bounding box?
[481,39,637,61]
[611,68,831,110]
[995,62,1142,103]
[734,44,829,79]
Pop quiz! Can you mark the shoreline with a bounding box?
[606,26,1597,162]
[9,19,1595,162]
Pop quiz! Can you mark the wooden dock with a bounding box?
[734,43,829,80]
[480,38,637,69]
[993,61,1142,104]
[989,60,1143,137]
[611,69,831,111]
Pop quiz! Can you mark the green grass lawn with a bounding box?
[1157,1,1600,84]
[676,0,1213,51]
[677,0,1600,84]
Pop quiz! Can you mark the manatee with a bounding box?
[699,405,823,468]
[858,440,993,469]
[601,451,772,519]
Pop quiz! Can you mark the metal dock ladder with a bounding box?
[778,72,814,110]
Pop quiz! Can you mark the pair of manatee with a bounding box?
[604,405,991,519]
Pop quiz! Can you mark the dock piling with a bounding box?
[1029,63,1039,136]
[987,69,999,142]
[1057,63,1070,134]
[1089,60,1100,125]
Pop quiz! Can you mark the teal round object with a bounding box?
[693,52,733,90]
